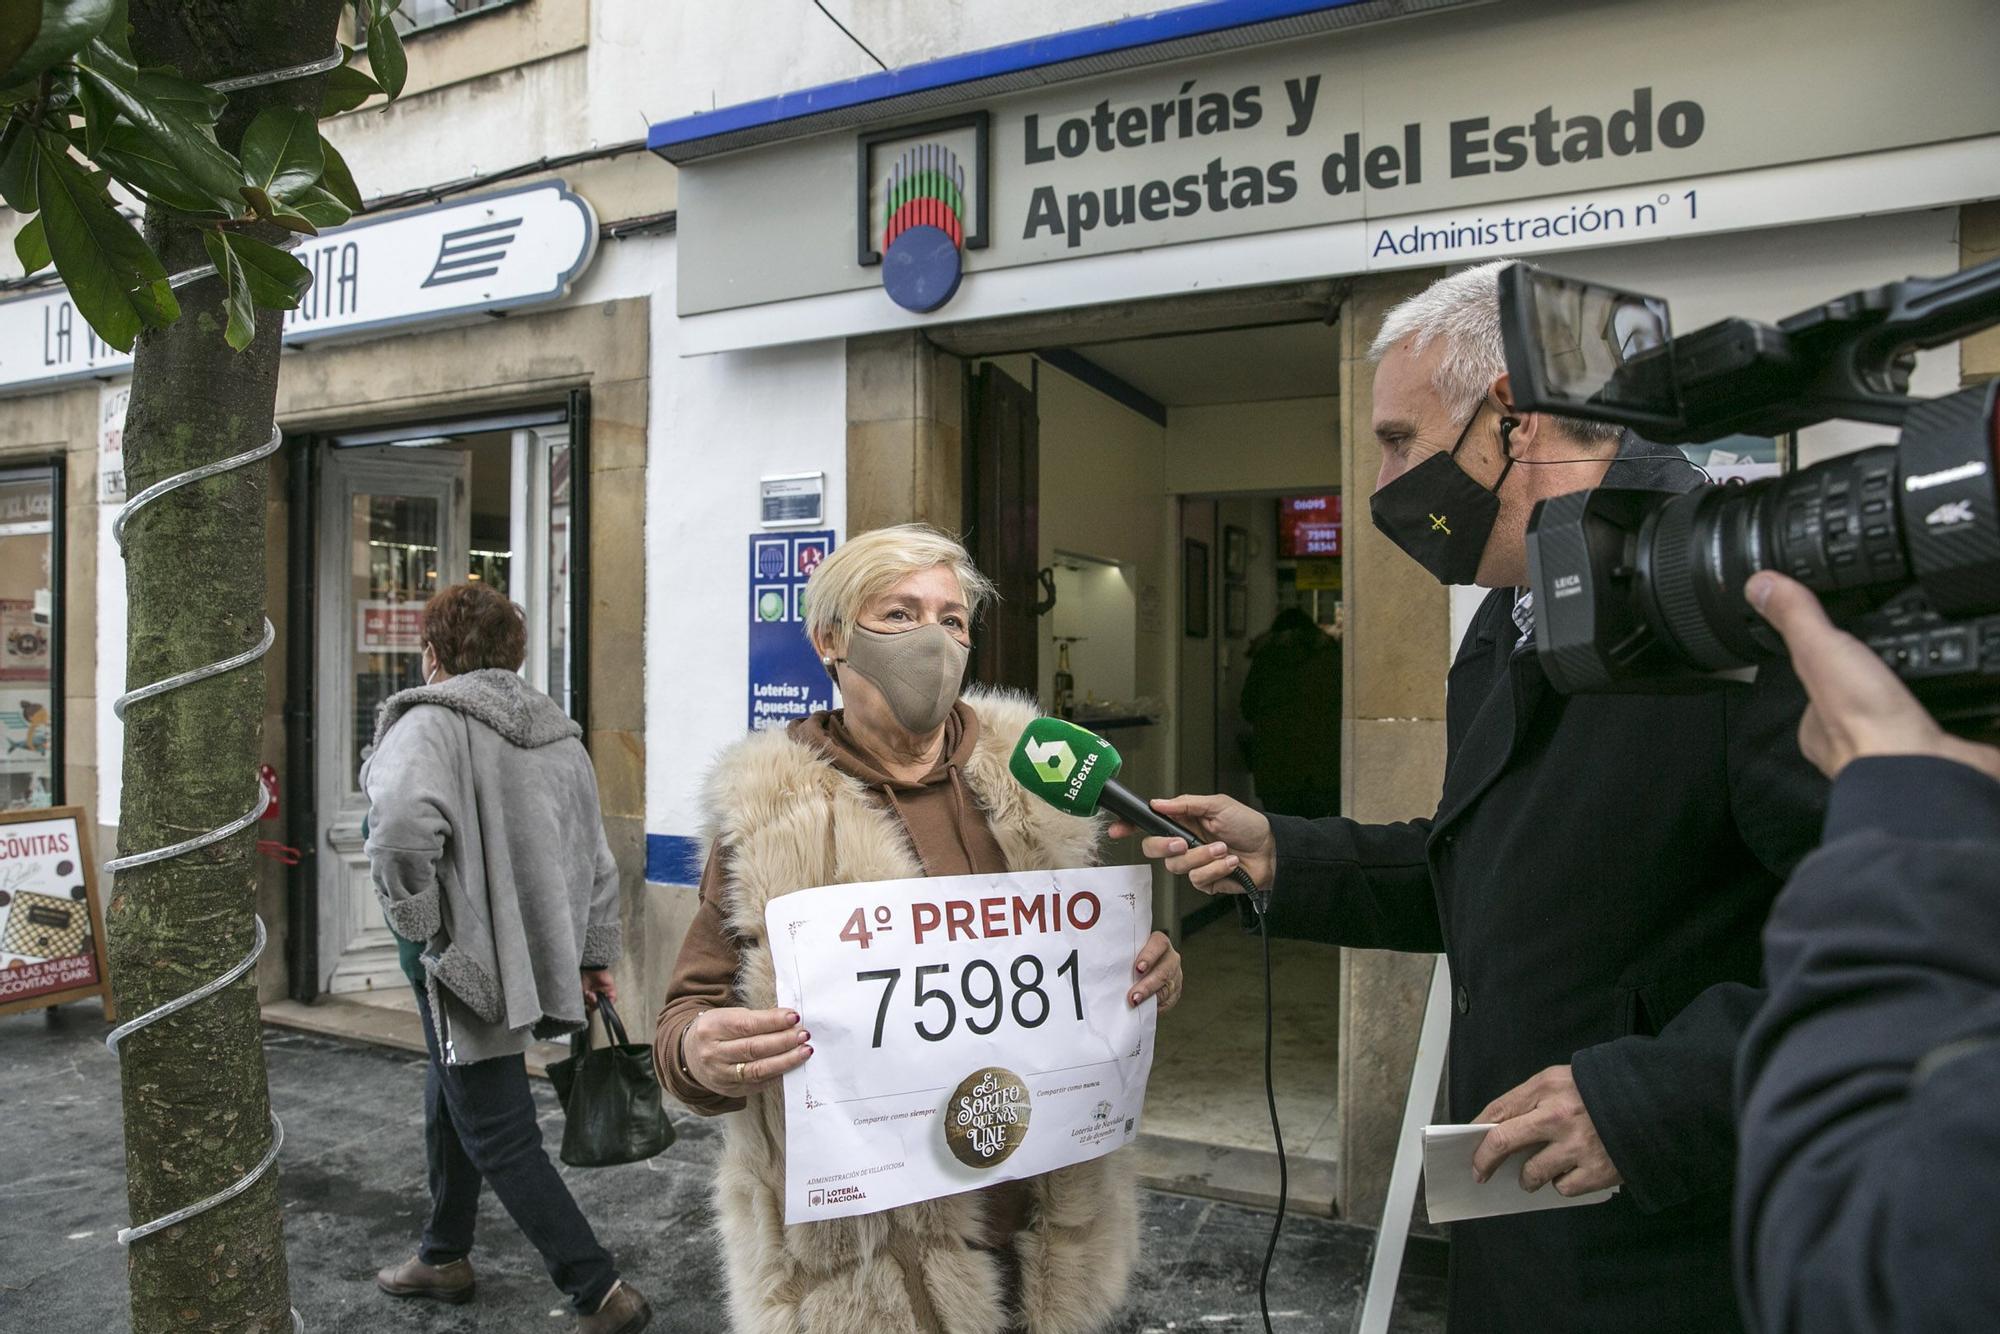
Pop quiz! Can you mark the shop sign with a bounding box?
[0,808,112,1019]
[749,529,836,731]
[675,0,1998,320]
[0,181,598,396]
[357,601,425,654]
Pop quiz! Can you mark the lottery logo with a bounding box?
[877,143,967,314]
[946,1068,1031,1170]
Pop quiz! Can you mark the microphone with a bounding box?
[1007,716,1270,915]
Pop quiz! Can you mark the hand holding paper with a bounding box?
[1424,1124,1620,1224]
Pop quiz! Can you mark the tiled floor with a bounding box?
[1148,917,1343,1163]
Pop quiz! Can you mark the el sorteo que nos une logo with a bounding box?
[946,1068,1031,1169]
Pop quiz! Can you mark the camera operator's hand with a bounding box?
[1747,571,2000,783]
[1107,794,1276,893]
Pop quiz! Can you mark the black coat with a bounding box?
[1735,756,2000,1334]
[1265,448,1828,1333]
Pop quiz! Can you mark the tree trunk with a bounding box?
[107,5,344,1332]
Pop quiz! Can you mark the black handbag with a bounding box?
[547,996,676,1168]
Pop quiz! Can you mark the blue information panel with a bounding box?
[749,529,836,731]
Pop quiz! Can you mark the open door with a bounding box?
[314,445,470,994]
[967,363,1039,696]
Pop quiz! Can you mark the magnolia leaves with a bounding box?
[2,0,407,353]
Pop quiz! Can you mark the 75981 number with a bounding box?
[857,951,1083,1047]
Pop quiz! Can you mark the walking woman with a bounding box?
[364,582,651,1334]
[655,524,1184,1334]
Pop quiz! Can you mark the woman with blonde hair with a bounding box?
[655,524,1182,1334]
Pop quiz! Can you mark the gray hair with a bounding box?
[1368,261,1622,445]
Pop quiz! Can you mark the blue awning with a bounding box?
[648,0,1480,162]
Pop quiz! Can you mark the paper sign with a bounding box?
[1422,1122,1620,1224]
[767,864,1155,1223]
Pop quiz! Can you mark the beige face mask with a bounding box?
[837,623,970,734]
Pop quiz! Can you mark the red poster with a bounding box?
[1279,495,1342,559]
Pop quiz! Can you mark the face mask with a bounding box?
[422,647,440,686]
[1369,404,1517,586]
[837,623,970,734]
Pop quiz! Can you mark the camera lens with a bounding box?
[1635,445,1910,672]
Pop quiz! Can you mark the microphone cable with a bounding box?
[1255,898,1287,1334]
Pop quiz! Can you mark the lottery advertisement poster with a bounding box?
[768,864,1155,1223]
[0,809,109,1016]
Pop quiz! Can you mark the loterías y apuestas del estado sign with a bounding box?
[0,181,597,396]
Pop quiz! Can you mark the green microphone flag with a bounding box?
[1007,716,1123,817]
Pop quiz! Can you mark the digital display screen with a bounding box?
[1278,494,1341,558]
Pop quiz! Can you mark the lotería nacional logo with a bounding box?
[945,1067,1031,1169]
[858,113,989,315]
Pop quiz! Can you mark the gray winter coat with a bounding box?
[361,669,621,1064]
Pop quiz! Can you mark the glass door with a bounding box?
[315,446,469,994]
[0,466,60,811]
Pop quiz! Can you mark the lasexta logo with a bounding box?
[1023,737,1077,785]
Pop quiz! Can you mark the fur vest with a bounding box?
[697,688,1139,1334]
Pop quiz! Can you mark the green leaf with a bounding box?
[365,10,406,100]
[73,63,243,208]
[201,229,256,351]
[317,135,360,210]
[94,121,231,215]
[0,0,42,85]
[34,132,177,352]
[319,61,380,116]
[0,0,117,90]
[13,212,48,273]
[0,115,36,211]
[289,184,349,231]
[218,232,309,309]
[75,53,113,154]
[239,105,322,206]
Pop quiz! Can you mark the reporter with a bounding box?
[1735,571,2000,1334]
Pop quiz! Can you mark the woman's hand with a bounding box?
[683,1006,814,1096]
[580,967,616,1010]
[1128,931,1185,1013]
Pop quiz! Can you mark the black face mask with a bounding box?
[1369,404,1516,586]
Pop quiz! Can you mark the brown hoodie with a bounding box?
[653,703,1033,1238]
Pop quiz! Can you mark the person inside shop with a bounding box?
[1734,569,2000,1334]
[1111,260,1827,1333]
[363,582,651,1334]
[654,523,1183,1334]
[1240,606,1343,822]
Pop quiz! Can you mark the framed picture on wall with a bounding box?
[1183,539,1209,639]
[1224,583,1248,639]
[1223,525,1248,580]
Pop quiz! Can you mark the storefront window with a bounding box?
[0,466,60,811]
[349,491,443,784]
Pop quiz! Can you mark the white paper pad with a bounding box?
[1422,1123,1620,1224]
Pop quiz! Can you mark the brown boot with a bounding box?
[576,1281,651,1334]
[375,1255,476,1304]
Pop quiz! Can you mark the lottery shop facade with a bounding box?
[645,0,2000,1221]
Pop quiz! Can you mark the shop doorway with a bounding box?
[963,316,1347,1207]
[297,405,584,998]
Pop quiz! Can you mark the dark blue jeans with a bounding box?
[414,986,618,1313]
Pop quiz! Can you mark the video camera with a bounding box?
[1498,258,2000,733]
